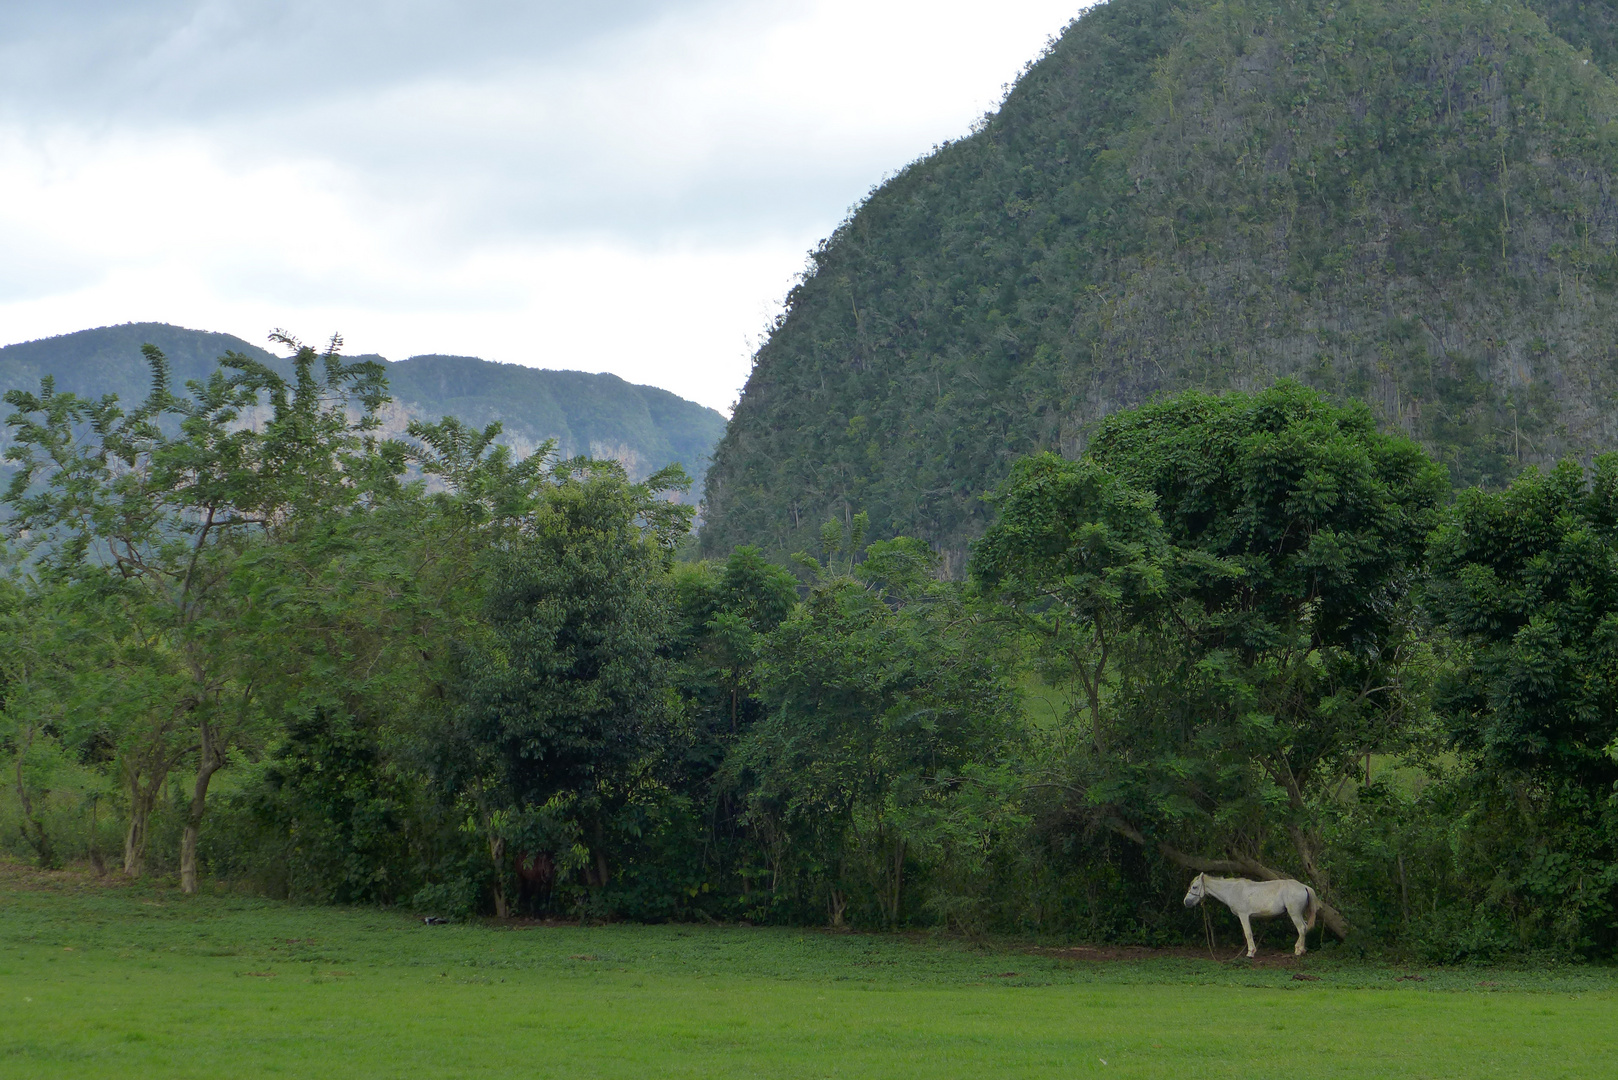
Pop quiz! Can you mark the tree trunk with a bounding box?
[888,836,905,928]
[180,720,225,894]
[123,763,162,877]
[124,797,151,877]
[1104,816,1351,940]
[120,713,185,878]
[591,816,610,889]
[13,724,56,869]
[88,795,107,877]
[1286,823,1335,900]
[488,832,509,919]
[828,888,847,928]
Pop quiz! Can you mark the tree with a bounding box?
[67,574,194,876]
[971,453,1169,741]
[3,334,391,890]
[670,548,798,777]
[665,547,799,905]
[977,383,1447,938]
[0,564,64,868]
[443,459,693,916]
[732,523,1018,927]
[1425,455,1618,946]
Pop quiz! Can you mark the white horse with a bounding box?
[1183,873,1319,958]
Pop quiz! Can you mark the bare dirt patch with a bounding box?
[0,857,136,893]
[1031,943,1313,968]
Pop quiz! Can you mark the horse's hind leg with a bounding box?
[1289,905,1308,956]
[1239,914,1257,959]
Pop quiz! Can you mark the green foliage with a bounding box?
[1422,455,1618,951]
[731,535,1021,927]
[977,384,1446,935]
[1321,768,1615,961]
[670,546,799,757]
[11,338,1618,961]
[704,0,1618,563]
[1428,456,1618,781]
[1088,381,1448,653]
[972,453,1169,730]
[3,334,394,890]
[239,710,418,905]
[659,548,800,915]
[439,459,694,913]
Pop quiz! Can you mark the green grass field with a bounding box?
[1,862,1614,1078]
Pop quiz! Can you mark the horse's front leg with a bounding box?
[1239,913,1257,958]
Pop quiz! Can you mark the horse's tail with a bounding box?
[1303,885,1320,931]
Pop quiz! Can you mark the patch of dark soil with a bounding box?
[1031,943,1311,968]
[500,917,613,930]
[0,857,136,892]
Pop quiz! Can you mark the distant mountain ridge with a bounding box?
[0,323,726,491]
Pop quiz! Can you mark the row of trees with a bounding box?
[4,346,1616,958]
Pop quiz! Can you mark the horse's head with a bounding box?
[1183,873,1207,908]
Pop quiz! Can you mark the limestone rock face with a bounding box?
[701,0,1618,566]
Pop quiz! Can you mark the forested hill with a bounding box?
[0,323,727,488]
[701,0,1618,568]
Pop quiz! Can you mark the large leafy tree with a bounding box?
[977,383,1446,937]
[971,453,1168,742]
[670,547,798,781]
[666,546,799,901]
[1428,457,1618,781]
[444,459,693,915]
[226,417,546,902]
[733,524,1018,927]
[44,571,193,876]
[1425,456,1618,942]
[3,334,391,890]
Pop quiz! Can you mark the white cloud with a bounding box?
[1,0,1091,412]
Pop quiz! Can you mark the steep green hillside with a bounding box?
[0,324,726,488]
[701,0,1618,568]
[383,354,724,483]
[0,323,288,400]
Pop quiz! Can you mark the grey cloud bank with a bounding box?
[0,1,742,120]
[0,0,1086,411]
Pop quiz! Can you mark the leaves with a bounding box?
[978,383,1444,903]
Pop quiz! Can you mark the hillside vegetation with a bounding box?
[0,324,725,488]
[703,0,1618,566]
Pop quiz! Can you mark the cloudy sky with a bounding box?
[1,0,1089,412]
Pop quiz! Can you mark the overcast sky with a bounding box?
[1,0,1089,412]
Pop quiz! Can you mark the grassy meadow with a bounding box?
[1,862,1614,1079]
